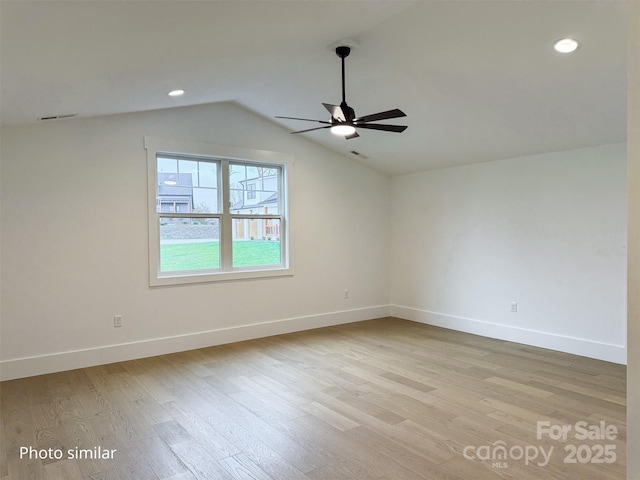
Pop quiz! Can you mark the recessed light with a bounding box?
[168,89,185,97]
[553,38,579,53]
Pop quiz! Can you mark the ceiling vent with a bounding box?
[37,113,78,121]
[350,150,369,159]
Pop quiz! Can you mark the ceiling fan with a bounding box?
[276,46,407,140]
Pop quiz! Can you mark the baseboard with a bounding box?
[391,305,626,365]
[0,305,391,381]
[2,304,625,380]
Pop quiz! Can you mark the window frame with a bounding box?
[145,137,293,286]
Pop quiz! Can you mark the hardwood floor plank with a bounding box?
[167,439,235,480]
[134,374,178,404]
[82,468,122,480]
[104,436,159,480]
[152,420,192,446]
[485,376,555,398]
[6,454,49,480]
[34,427,66,464]
[44,459,84,480]
[204,406,325,475]
[219,451,306,480]
[135,435,190,479]
[133,397,174,426]
[252,391,306,420]
[340,365,440,406]
[18,375,51,406]
[360,390,457,428]
[294,413,428,480]
[299,401,360,431]
[162,401,241,461]
[1,380,36,455]
[346,424,452,470]
[89,390,156,443]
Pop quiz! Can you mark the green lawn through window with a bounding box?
[160,241,281,272]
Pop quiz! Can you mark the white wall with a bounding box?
[0,102,391,380]
[390,144,627,363]
[627,1,640,476]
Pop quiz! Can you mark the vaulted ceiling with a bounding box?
[0,1,628,175]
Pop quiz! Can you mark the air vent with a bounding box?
[350,150,369,159]
[37,113,78,121]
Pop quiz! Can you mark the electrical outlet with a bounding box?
[344,290,349,299]
[114,315,123,328]
[511,302,518,313]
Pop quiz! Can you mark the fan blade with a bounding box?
[290,125,332,134]
[323,103,346,122]
[276,116,330,124]
[345,131,360,140]
[354,109,406,123]
[356,123,407,133]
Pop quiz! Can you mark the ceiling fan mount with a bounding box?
[335,45,351,59]
[276,45,407,140]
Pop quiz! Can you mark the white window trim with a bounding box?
[145,136,293,286]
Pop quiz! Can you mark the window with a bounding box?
[145,137,292,286]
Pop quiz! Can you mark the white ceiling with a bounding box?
[0,1,629,175]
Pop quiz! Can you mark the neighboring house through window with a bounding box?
[157,172,193,213]
[246,183,256,200]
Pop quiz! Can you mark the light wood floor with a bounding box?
[1,318,626,480]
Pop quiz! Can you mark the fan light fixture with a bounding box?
[331,124,356,136]
[554,38,579,53]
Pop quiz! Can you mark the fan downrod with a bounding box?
[336,46,351,105]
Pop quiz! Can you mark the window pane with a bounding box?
[157,157,219,214]
[179,159,199,186]
[158,157,177,174]
[192,187,218,213]
[199,161,217,188]
[232,218,281,267]
[229,163,280,215]
[159,217,220,272]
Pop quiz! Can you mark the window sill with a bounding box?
[150,267,294,287]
